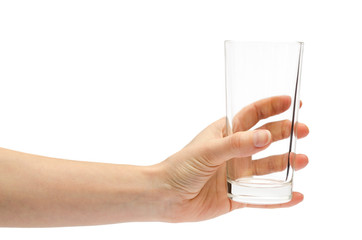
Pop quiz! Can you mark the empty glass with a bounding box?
[225,41,304,204]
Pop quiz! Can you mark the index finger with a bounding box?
[232,95,292,132]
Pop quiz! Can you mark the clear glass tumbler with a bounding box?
[225,41,304,204]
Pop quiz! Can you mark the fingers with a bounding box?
[232,95,292,132]
[198,130,272,166]
[258,120,309,141]
[245,192,304,209]
[252,153,308,175]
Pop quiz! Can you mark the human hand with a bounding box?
[156,96,309,222]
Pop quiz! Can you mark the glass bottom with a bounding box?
[227,177,292,205]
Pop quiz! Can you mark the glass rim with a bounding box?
[225,40,304,45]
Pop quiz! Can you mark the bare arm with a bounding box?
[0,147,169,227]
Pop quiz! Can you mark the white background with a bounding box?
[0,0,361,239]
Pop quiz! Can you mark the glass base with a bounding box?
[227,177,292,205]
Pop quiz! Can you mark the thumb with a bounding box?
[200,130,272,166]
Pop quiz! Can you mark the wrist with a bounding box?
[112,163,177,223]
[141,163,178,222]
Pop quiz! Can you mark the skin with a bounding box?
[0,96,309,227]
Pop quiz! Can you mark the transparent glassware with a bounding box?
[225,41,304,204]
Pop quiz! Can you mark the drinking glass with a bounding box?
[225,41,304,204]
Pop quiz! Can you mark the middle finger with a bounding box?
[257,120,309,142]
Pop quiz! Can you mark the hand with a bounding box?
[157,96,309,222]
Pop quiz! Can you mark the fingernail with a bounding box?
[253,130,271,147]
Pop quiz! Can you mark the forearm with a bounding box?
[0,147,170,227]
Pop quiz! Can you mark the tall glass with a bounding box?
[225,41,304,204]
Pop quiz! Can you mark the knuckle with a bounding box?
[253,162,261,175]
[230,133,243,152]
[258,104,270,119]
[281,120,292,139]
[199,145,219,167]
